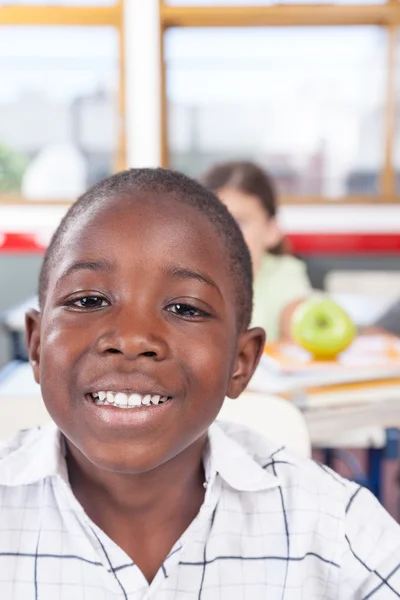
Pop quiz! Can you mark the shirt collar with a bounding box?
[0,421,68,486]
[206,422,280,492]
[0,421,280,492]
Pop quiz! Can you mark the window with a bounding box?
[160,1,399,203]
[0,0,123,203]
[0,26,119,199]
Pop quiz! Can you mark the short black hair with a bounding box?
[39,168,253,330]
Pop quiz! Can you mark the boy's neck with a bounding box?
[66,434,207,514]
[65,435,207,582]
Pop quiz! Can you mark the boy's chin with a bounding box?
[82,445,176,476]
[75,439,204,478]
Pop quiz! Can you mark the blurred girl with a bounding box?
[202,161,311,341]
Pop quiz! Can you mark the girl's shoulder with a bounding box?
[259,253,307,278]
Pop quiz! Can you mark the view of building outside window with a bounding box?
[0,26,119,199]
[166,26,386,198]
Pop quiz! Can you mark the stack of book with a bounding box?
[249,334,400,411]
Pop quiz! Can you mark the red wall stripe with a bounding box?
[0,233,46,254]
[0,231,400,255]
[287,233,400,254]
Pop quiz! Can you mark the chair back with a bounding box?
[218,392,311,457]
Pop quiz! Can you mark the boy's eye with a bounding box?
[67,296,109,309]
[166,303,210,319]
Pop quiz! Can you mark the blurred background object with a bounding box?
[21,143,87,200]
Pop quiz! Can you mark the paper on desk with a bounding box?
[249,359,400,411]
[249,358,400,395]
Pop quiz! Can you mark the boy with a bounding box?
[0,168,399,599]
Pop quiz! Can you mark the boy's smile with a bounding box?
[27,192,264,476]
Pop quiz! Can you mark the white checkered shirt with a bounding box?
[0,420,399,599]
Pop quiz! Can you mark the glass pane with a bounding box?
[165,27,386,198]
[0,26,119,199]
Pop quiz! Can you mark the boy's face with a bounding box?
[27,193,264,475]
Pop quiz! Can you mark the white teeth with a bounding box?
[114,392,128,407]
[93,391,171,408]
[129,393,142,407]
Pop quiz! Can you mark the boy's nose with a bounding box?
[94,312,169,361]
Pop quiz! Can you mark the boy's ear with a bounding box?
[25,309,41,385]
[227,327,265,399]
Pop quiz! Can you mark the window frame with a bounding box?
[159,1,400,204]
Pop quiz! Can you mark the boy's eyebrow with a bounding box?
[168,266,222,297]
[57,260,116,282]
[56,261,221,295]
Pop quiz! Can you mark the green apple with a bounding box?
[291,296,356,360]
